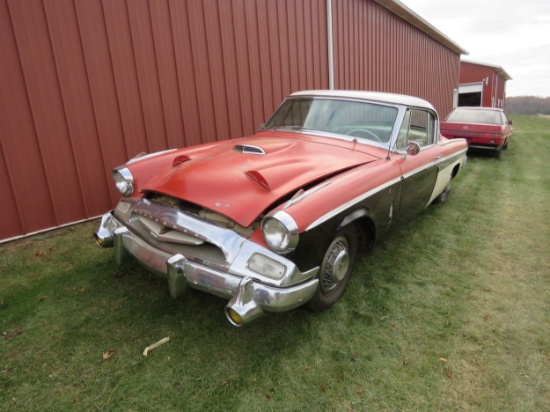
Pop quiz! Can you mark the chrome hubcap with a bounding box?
[320,236,350,294]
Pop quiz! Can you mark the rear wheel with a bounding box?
[307,224,358,311]
[433,179,451,204]
[495,147,503,159]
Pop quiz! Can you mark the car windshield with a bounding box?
[264,97,398,143]
[446,108,503,125]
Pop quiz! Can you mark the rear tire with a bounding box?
[433,179,451,204]
[307,224,358,311]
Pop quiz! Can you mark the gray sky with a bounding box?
[400,0,550,97]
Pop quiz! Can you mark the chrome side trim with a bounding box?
[284,181,332,209]
[303,147,466,232]
[126,148,177,164]
[401,147,467,180]
[306,177,401,231]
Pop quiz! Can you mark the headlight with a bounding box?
[112,167,134,196]
[262,211,299,254]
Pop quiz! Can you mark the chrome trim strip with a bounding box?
[305,147,466,231]
[306,176,402,231]
[126,148,177,164]
[284,181,332,209]
[401,147,467,180]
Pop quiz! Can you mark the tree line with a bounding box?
[506,96,550,115]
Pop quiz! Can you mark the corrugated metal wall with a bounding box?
[332,0,459,116]
[460,62,508,108]
[0,0,461,242]
[460,62,494,107]
[0,0,328,241]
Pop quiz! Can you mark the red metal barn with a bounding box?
[0,0,466,242]
[458,60,512,109]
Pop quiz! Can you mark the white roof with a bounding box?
[290,90,436,111]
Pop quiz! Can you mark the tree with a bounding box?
[506,96,550,115]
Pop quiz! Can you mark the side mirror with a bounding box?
[508,120,513,125]
[406,141,421,156]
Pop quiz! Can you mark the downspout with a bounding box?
[491,71,498,107]
[327,0,334,90]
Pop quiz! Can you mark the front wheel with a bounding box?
[307,224,358,311]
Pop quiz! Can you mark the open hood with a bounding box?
[143,134,379,227]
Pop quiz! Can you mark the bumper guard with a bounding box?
[96,213,319,326]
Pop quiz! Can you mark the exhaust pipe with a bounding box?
[225,277,263,327]
[94,213,116,248]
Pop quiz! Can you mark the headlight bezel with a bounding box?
[113,167,134,197]
[261,210,299,254]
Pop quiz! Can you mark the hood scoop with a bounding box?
[233,144,265,155]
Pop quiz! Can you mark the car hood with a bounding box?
[143,134,380,227]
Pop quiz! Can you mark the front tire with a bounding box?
[307,224,358,311]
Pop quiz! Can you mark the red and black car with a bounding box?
[95,90,468,326]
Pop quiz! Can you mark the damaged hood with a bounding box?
[143,134,380,227]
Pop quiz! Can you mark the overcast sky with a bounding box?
[399,0,550,97]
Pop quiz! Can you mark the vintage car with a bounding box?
[94,90,467,326]
[440,106,513,159]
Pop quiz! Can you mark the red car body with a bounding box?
[440,107,513,158]
[95,90,468,326]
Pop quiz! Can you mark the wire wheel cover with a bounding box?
[320,236,350,294]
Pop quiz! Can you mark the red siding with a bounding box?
[332,0,460,116]
[460,61,509,109]
[0,0,461,242]
[0,0,328,241]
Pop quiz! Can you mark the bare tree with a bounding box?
[506,96,550,115]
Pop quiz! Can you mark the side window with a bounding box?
[396,111,411,151]
[501,112,510,125]
[408,109,435,147]
[395,109,436,151]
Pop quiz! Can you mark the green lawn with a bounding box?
[1,115,549,411]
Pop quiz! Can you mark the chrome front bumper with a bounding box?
[95,212,319,326]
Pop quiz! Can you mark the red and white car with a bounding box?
[440,107,513,159]
[95,90,467,326]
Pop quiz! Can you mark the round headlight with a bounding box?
[262,211,299,254]
[112,167,134,197]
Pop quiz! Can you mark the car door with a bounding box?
[394,108,439,222]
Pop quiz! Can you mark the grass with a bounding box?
[1,114,549,411]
